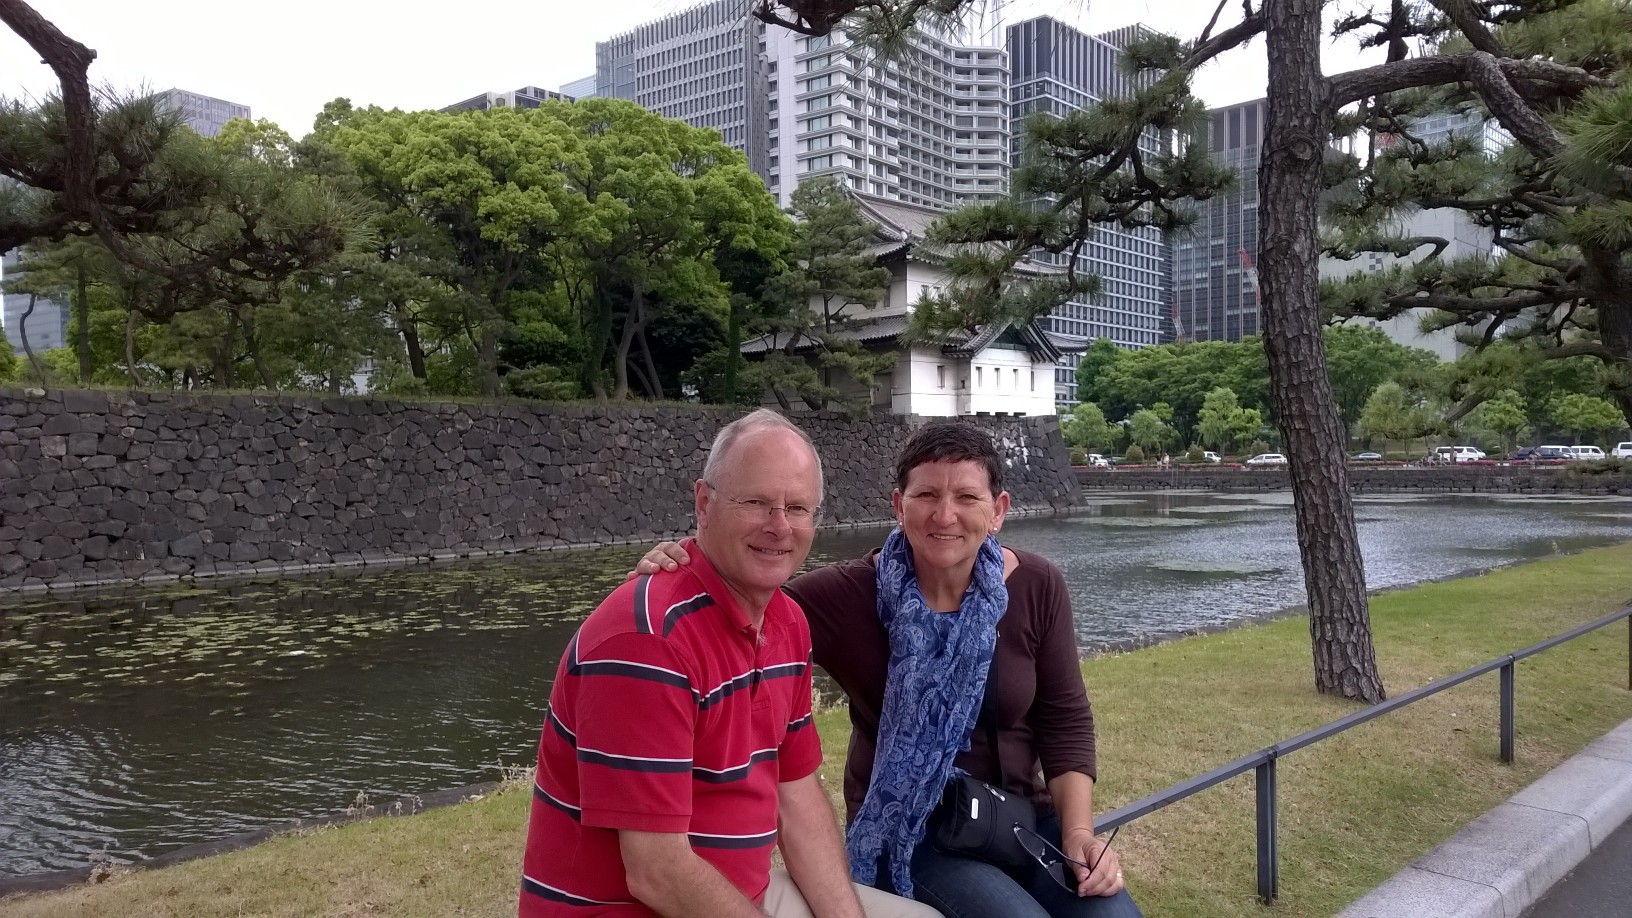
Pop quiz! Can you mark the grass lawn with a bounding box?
[4,543,1630,917]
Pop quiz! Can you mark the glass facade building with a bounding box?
[1171,98,1265,343]
[153,89,250,138]
[595,0,773,183]
[1006,18,1172,406]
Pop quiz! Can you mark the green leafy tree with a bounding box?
[1360,381,1435,457]
[1468,388,1530,453]
[1073,337,1125,406]
[1550,393,1628,446]
[1195,387,1240,451]
[1127,408,1169,455]
[1062,401,1116,451]
[1323,325,1440,441]
[761,176,894,410]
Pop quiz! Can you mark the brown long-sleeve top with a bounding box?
[784,546,1097,824]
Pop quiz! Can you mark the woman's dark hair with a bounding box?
[894,422,1005,496]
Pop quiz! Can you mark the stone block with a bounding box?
[40,435,67,458]
[61,390,107,413]
[1412,801,1588,917]
[41,414,81,436]
[170,533,205,559]
[1510,753,1632,847]
[1582,721,1632,766]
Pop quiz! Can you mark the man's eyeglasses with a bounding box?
[1012,824,1118,893]
[705,483,823,529]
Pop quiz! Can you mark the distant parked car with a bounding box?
[1570,445,1606,461]
[1352,451,1383,461]
[1245,453,1288,467]
[1613,442,1632,459]
[1508,446,1540,461]
[1086,453,1110,468]
[1431,445,1486,463]
[1535,445,1574,460]
[1202,451,1222,463]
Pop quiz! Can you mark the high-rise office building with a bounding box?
[1,248,69,356]
[154,88,250,137]
[1170,98,1266,343]
[765,25,1010,208]
[558,75,598,99]
[1006,17,1173,406]
[442,86,573,113]
[596,0,773,182]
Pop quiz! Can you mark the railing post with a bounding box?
[1500,659,1515,764]
[1255,757,1278,902]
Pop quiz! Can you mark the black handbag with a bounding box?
[930,647,1038,870]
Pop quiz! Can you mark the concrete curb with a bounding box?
[1337,717,1632,918]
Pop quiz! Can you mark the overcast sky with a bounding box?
[2,0,1386,138]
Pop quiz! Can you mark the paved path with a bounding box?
[1521,812,1632,917]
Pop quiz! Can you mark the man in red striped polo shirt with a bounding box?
[520,410,938,918]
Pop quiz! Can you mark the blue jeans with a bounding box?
[884,815,1144,918]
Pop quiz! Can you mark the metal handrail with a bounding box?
[1094,605,1632,901]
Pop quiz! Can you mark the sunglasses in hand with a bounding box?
[1011,824,1120,893]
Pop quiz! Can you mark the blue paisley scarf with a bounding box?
[846,527,1008,897]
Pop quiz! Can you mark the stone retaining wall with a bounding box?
[0,387,1078,594]
[1075,466,1627,493]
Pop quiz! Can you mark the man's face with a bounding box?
[695,428,821,606]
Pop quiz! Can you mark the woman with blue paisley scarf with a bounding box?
[635,423,1142,918]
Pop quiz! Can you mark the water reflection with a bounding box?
[1,492,1627,875]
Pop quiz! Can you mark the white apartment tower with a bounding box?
[766,26,1010,208]
[595,1,1010,207]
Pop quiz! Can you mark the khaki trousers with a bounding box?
[762,868,943,918]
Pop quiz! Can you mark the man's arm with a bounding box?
[776,773,866,918]
[1047,771,1124,898]
[619,831,764,918]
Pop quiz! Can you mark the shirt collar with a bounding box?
[679,538,768,641]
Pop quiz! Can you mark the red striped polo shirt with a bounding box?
[519,539,822,916]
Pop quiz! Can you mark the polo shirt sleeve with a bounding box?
[569,631,698,833]
[777,605,824,784]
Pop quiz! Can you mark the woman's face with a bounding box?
[891,459,1010,574]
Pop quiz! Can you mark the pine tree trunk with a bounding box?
[723,300,741,403]
[1261,0,1385,703]
[124,302,140,388]
[19,293,44,384]
[394,300,429,380]
[477,322,501,398]
[76,262,90,384]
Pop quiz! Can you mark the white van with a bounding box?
[1570,445,1605,461]
[1432,446,1486,463]
[1613,442,1632,459]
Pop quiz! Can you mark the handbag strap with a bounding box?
[976,633,1007,789]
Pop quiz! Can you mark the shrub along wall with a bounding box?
[0,388,1078,594]
[1075,465,1628,492]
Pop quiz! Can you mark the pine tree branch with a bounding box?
[1329,52,1610,111]
[1184,4,1266,69]
[1428,0,1505,58]
[0,0,97,215]
[1493,238,1576,273]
